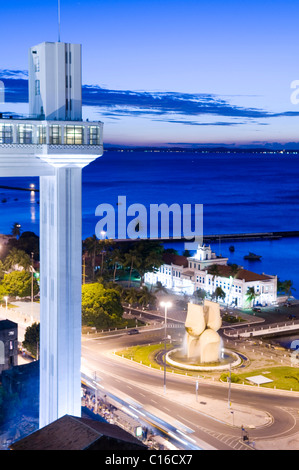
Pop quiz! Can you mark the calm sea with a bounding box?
[1,150,299,293]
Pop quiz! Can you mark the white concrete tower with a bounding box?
[29,42,82,121]
[0,42,103,428]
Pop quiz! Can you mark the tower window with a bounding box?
[49,125,61,145]
[18,124,33,144]
[89,126,100,145]
[0,124,13,144]
[35,79,40,96]
[65,125,83,145]
[34,56,40,72]
[38,126,46,144]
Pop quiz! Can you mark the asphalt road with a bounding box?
[82,325,299,451]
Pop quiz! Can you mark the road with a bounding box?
[81,323,299,451]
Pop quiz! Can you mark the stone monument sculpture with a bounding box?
[185,300,222,363]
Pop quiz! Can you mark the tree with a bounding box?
[123,249,142,287]
[208,264,220,280]
[246,286,258,307]
[123,287,139,306]
[0,260,4,281]
[82,283,123,329]
[228,263,239,277]
[11,222,22,239]
[0,270,39,298]
[194,288,207,301]
[278,279,296,299]
[227,263,240,305]
[154,281,168,294]
[23,322,40,359]
[109,248,123,282]
[4,247,32,272]
[129,241,164,286]
[136,286,156,308]
[212,286,226,302]
[83,235,100,281]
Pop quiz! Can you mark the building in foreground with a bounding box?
[10,414,147,450]
[0,319,18,376]
[145,244,277,308]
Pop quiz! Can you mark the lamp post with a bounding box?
[160,301,171,394]
[100,231,106,275]
[31,252,34,304]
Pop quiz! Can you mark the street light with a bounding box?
[160,301,172,394]
[31,252,34,303]
[100,231,106,275]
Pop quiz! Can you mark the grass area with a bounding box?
[115,343,222,378]
[116,343,299,390]
[222,313,246,323]
[226,367,299,391]
[116,343,174,369]
[0,302,18,309]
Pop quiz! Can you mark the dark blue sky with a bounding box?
[1,0,299,147]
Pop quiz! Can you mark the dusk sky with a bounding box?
[1,0,299,147]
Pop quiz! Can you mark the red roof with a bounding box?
[162,253,188,268]
[207,264,273,282]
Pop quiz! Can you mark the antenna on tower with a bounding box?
[58,0,61,42]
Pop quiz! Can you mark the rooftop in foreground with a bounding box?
[10,414,147,450]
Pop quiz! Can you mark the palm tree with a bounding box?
[154,281,168,294]
[137,286,156,308]
[83,235,100,281]
[229,263,239,277]
[227,263,240,305]
[123,249,142,287]
[282,280,296,299]
[212,286,226,302]
[246,286,258,307]
[11,223,22,239]
[124,287,139,306]
[110,248,123,282]
[132,240,164,287]
[208,264,220,280]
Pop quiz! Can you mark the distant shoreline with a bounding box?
[0,185,39,192]
[104,146,299,155]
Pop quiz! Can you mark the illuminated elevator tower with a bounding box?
[0,42,103,428]
[29,42,82,121]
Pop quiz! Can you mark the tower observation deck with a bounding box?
[0,41,103,428]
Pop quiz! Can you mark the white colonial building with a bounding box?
[145,244,277,308]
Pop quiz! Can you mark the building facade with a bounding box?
[0,320,18,376]
[145,244,277,308]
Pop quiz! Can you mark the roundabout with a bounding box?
[165,347,242,371]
